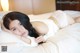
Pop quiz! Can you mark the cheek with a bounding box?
[21,26,29,34]
[11,30,21,36]
[26,30,29,34]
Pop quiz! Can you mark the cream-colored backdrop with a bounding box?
[9,0,33,14]
[0,0,2,11]
[9,0,56,14]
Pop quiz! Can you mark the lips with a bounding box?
[21,32,26,37]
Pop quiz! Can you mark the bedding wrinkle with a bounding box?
[40,41,59,53]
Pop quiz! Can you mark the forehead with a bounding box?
[10,20,19,24]
[9,20,20,28]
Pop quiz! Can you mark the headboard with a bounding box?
[8,0,56,14]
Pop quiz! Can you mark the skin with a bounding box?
[31,21,49,43]
[31,21,49,35]
[9,20,45,44]
[75,17,80,23]
[9,20,28,37]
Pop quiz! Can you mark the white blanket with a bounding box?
[49,23,80,53]
[0,23,80,53]
[18,23,80,53]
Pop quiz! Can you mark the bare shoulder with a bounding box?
[31,21,49,35]
[75,17,80,23]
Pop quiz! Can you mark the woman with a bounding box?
[2,11,45,47]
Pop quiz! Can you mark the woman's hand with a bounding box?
[35,36,45,44]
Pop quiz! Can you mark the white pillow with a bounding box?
[0,11,11,19]
[0,31,20,43]
[49,10,75,28]
[0,31,32,47]
[64,10,80,19]
[0,31,31,53]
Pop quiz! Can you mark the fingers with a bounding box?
[35,36,44,43]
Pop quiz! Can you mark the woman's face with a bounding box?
[9,20,29,37]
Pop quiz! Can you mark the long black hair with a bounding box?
[3,11,39,38]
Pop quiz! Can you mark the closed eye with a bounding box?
[11,28,16,31]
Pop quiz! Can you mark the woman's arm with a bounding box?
[31,21,48,36]
[31,21,49,42]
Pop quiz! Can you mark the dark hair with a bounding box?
[3,11,39,38]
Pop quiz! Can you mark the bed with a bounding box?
[0,10,80,53]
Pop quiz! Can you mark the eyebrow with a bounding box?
[10,27,15,30]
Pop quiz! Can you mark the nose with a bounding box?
[18,26,24,33]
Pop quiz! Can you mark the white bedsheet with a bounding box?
[0,23,80,53]
[17,23,80,53]
[0,10,80,53]
[51,23,80,53]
